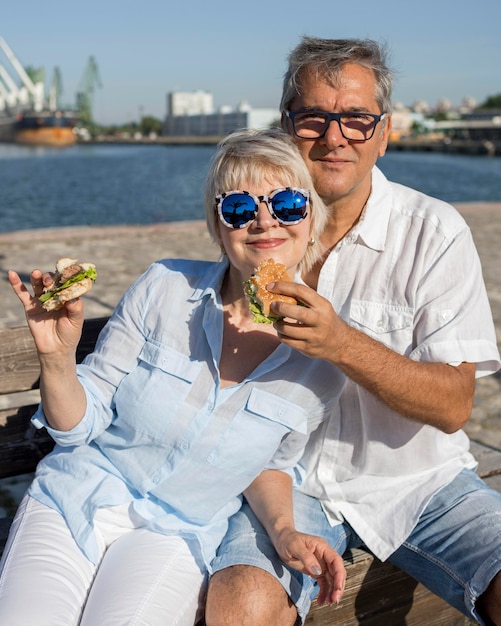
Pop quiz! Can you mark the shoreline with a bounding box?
[0,201,500,241]
[0,219,208,243]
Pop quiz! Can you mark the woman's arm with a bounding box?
[8,269,87,430]
[244,470,346,606]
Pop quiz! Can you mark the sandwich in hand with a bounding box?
[39,257,97,311]
[244,258,297,324]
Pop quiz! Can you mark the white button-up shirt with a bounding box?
[298,166,501,560]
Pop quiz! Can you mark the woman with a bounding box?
[0,129,345,625]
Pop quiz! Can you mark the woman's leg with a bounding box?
[0,495,99,626]
[80,529,207,626]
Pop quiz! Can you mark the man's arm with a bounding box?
[269,283,476,434]
[244,469,345,606]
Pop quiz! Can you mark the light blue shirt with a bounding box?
[30,258,345,565]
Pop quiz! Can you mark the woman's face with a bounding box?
[218,175,313,284]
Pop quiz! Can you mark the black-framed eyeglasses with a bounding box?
[215,187,309,229]
[285,109,387,142]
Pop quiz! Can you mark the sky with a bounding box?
[1,0,500,126]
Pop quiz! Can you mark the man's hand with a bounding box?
[268,281,347,362]
[267,280,476,432]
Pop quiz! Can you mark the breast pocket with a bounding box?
[207,388,308,478]
[114,340,201,440]
[350,300,414,354]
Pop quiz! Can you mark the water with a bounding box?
[378,151,501,204]
[0,143,500,234]
[0,143,215,233]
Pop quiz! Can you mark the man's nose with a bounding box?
[322,118,348,147]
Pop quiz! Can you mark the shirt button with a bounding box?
[152,475,160,484]
[377,319,384,329]
[181,441,189,450]
[207,402,214,412]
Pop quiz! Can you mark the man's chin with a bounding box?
[312,174,350,202]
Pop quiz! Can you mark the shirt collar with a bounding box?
[189,256,229,303]
[353,166,393,252]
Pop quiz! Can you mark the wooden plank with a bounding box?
[0,317,108,395]
[0,326,40,394]
[306,547,469,625]
[471,440,501,478]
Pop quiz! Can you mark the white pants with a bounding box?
[0,495,206,625]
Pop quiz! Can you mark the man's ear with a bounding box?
[281,112,291,134]
[378,114,392,157]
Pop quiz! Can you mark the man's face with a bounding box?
[285,63,391,209]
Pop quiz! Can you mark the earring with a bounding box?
[308,237,315,246]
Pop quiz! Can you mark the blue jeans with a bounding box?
[211,469,501,624]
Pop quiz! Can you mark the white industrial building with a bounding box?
[163,91,279,136]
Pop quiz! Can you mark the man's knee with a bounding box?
[205,565,298,626]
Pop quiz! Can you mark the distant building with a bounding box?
[389,103,431,140]
[433,111,501,142]
[435,98,453,113]
[458,97,477,114]
[163,91,279,136]
[167,90,214,117]
[389,103,413,140]
[412,100,431,115]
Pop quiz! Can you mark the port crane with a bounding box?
[48,66,63,110]
[76,56,101,125]
[0,36,44,112]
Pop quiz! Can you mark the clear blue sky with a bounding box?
[2,0,500,125]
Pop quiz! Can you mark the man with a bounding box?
[205,37,501,625]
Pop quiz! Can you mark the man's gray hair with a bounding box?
[280,37,394,115]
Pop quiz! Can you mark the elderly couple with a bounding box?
[1,37,501,626]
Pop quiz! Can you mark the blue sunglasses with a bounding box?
[216,187,310,229]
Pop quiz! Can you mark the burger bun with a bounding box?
[245,259,297,323]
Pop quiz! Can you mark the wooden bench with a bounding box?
[1,318,499,625]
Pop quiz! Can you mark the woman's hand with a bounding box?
[8,269,84,357]
[9,269,88,430]
[273,526,346,606]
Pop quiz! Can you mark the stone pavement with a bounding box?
[1,204,500,450]
[0,220,220,328]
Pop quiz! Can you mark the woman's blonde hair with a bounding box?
[204,128,328,271]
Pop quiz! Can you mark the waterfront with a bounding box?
[0,143,500,233]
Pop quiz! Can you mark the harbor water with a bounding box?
[0,143,500,233]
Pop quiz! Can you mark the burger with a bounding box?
[244,258,297,324]
[39,257,97,312]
